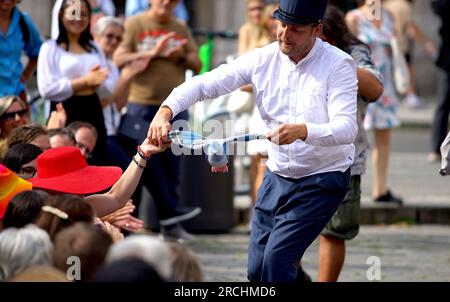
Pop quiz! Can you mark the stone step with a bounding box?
[360,204,450,225]
[234,195,450,226]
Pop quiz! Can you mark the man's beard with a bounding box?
[277,38,315,60]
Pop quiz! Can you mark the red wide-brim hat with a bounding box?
[29,146,122,195]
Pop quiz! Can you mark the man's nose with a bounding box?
[279,27,289,39]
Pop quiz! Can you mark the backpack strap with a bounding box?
[18,12,30,47]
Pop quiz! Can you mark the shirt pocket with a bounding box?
[301,85,327,122]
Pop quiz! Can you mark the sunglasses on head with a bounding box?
[0,109,28,121]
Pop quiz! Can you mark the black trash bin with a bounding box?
[137,154,235,233]
[177,154,235,233]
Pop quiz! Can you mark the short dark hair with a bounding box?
[66,121,98,140]
[47,128,77,145]
[3,143,43,174]
[1,190,49,229]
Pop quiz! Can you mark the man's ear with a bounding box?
[313,23,323,37]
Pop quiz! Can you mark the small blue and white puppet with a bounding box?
[168,131,266,173]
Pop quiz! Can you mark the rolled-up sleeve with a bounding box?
[162,52,254,118]
[37,41,73,101]
[304,57,358,146]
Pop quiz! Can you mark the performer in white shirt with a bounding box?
[148,0,358,282]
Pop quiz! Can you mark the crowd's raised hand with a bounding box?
[100,200,144,232]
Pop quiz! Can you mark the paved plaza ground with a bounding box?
[189,225,450,282]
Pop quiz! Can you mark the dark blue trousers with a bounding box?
[248,168,350,282]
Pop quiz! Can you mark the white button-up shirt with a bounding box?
[163,38,358,179]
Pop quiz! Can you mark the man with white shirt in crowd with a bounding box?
[148,0,358,282]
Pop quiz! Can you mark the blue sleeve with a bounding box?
[125,0,149,17]
[174,1,189,22]
[23,13,43,59]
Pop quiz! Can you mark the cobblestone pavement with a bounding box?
[189,225,450,282]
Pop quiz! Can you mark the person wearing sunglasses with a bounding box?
[0,96,29,142]
[3,143,42,180]
[92,16,155,170]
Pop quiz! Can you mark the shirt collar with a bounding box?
[6,8,21,37]
[280,37,323,68]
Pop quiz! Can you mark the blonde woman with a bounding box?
[0,96,29,142]
[238,0,267,55]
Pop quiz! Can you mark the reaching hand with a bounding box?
[115,215,145,232]
[101,199,144,232]
[46,103,67,129]
[147,106,173,146]
[100,200,144,232]
[139,137,171,157]
[94,218,124,242]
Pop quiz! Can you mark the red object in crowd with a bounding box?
[0,164,32,220]
[29,146,122,195]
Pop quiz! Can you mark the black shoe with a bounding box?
[159,206,201,226]
[296,266,312,283]
[374,190,403,205]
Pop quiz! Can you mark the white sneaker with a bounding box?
[405,93,423,109]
